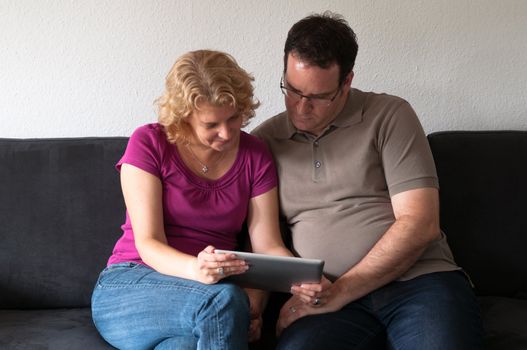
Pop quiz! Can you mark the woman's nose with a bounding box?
[218,125,232,140]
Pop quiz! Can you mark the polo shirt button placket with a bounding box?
[312,139,323,182]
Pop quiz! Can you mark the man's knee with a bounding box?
[277,312,386,350]
[382,272,482,349]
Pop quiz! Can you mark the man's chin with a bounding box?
[291,118,314,132]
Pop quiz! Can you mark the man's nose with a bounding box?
[296,96,313,113]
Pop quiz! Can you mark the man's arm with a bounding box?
[287,187,440,314]
[330,187,440,303]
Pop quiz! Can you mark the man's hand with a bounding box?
[277,278,348,336]
[290,276,333,306]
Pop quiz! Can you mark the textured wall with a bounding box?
[1,0,526,138]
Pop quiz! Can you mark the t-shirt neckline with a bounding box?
[171,132,246,189]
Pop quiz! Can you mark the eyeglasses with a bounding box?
[280,76,341,107]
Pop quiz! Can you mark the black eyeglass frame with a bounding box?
[280,76,342,107]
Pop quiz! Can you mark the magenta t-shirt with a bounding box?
[108,123,278,266]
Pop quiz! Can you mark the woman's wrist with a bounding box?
[186,256,200,281]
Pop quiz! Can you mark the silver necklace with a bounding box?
[186,144,224,174]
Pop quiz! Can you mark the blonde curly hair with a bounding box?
[156,50,260,144]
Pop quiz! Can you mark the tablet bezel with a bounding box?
[215,249,324,292]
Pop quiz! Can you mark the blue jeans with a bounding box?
[91,263,250,350]
[277,271,483,350]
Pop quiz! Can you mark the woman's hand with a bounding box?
[245,288,268,342]
[192,245,249,284]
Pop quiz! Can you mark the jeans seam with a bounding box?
[211,290,224,350]
[96,266,218,297]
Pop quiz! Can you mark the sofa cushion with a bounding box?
[0,308,115,349]
[479,296,527,350]
[0,138,128,309]
[428,131,527,298]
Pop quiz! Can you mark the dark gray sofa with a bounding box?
[427,131,527,350]
[0,138,126,350]
[1,131,526,349]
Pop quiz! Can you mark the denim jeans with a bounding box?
[277,271,483,350]
[91,262,250,350]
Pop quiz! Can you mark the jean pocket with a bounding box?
[106,262,140,270]
[97,262,142,286]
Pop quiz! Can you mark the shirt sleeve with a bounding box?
[247,135,278,198]
[378,101,439,196]
[116,124,163,178]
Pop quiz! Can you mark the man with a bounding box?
[252,12,483,350]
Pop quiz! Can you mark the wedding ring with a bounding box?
[289,306,297,313]
[217,267,224,276]
[313,298,321,306]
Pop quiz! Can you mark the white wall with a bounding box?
[1,0,526,138]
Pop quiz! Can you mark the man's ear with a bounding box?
[345,71,354,87]
[341,72,354,95]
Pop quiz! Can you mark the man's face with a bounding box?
[283,53,352,136]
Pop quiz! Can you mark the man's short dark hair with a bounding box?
[284,11,358,84]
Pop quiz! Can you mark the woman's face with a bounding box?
[187,103,243,152]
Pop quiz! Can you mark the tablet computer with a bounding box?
[215,250,324,293]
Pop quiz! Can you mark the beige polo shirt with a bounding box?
[252,88,459,281]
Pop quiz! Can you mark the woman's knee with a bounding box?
[214,283,250,314]
[154,336,197,350]
[192,283,250,347]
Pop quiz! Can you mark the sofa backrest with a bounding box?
[428,131,527,298]
[0,138,128,309]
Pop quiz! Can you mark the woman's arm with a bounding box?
[247,187,292,257]
[245,187,293,341]
[120,163,247,283]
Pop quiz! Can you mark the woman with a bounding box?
[91,50,292,350]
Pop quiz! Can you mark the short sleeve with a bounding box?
[378,101,439,196]
[116,124,163,178]
[247,135,278,198]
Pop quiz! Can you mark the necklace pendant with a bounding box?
[201,165,209,173]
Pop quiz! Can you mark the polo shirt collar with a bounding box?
[331,88,365,128]
[276,88,366,140]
